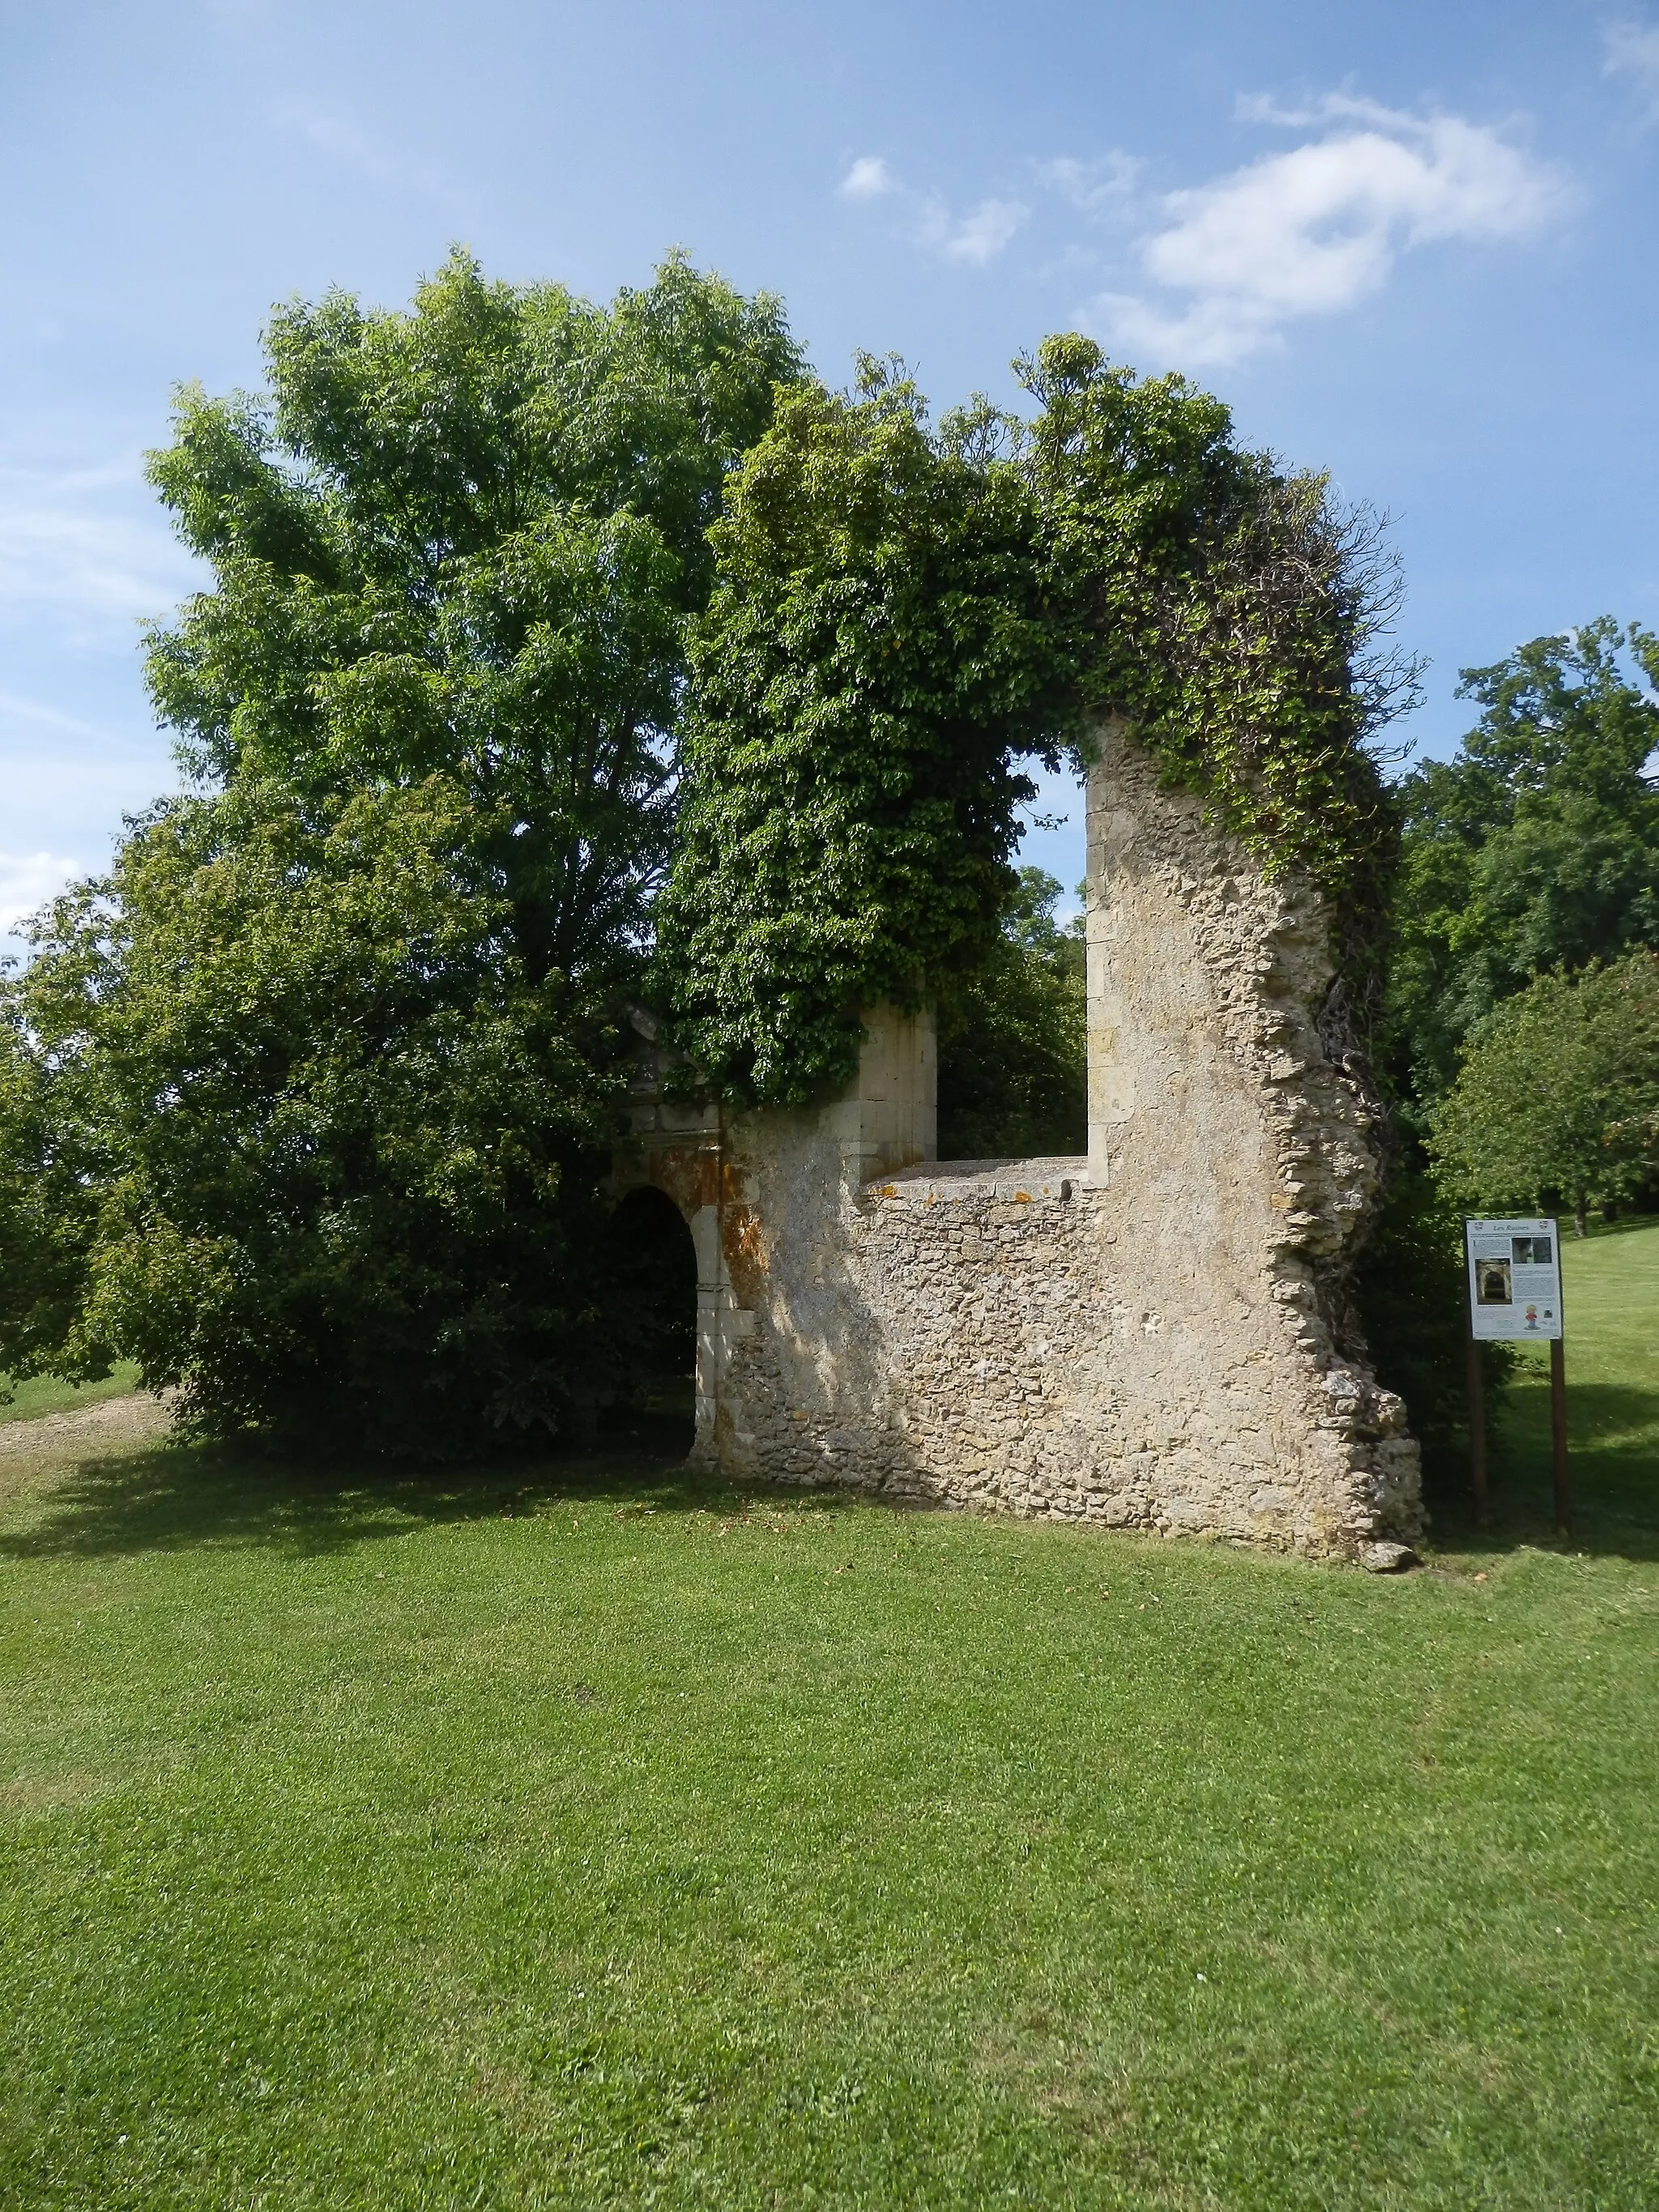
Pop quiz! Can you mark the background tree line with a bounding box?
[1356,619,1659,1481]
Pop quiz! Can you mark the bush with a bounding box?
[1430,951,1659,1235]
[1355,1165,1512,1499]
[6,783,633,1458]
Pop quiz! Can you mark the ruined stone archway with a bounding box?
[624,725,1422,1561]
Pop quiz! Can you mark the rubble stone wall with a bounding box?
[622,720,1421,1559]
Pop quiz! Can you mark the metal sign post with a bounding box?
[1550,1337,1570,1535]
[1464,1217,1569,1534]
[1465,1305,1489,1526]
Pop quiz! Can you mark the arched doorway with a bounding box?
[601,1183,698,1454]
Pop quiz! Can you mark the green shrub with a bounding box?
[1356,1165,1512,1497]
[1430,951,1659,1236]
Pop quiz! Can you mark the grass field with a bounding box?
[0,1232,1655,2208]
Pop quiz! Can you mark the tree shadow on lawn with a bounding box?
[11,1366,1654,1573]
[1424,1379,1659,1564]
[0,1410,859,1566]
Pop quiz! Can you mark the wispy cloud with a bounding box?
[1034,151,1141,216]
[0,457,198,646]
[0,851,85,935]
[0,686,182,819]
[836,155,1029,266]
[918,193,1027,266]
[0,690,105,742]
[0,697,181,884]
[0,688,179,950]
[275,101,471,211]
[1605,19,1659,115]
[1087,97,1572,366]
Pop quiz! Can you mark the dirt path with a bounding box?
[0,1392,174,1509]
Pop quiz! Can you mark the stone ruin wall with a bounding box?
[621,721,1422,1562]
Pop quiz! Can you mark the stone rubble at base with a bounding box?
[616,722,1423,1565]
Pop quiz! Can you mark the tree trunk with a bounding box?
[1574,1191,1587,1239]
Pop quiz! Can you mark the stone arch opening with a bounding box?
[612,727,1420,1549]
[602,1183,698,1453]
[934,846,1089,1165]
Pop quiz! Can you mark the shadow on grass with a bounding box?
[0,1411,859,1565]
[11,1362,1653,1572]
[1425,1379,1659,1562]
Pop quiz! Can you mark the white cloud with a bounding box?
[839,155,895,200]
[1034,152,1141,215]
[838,160,1027,266]
[1087,100,1572,366]
[0,852,84,935]
[1605,19,1659,113]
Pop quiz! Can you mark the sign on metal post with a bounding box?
[1463,1217,1570,1532]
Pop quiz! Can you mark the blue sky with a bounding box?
[3,0,1657,938]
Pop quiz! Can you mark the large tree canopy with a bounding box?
[0,253,802,1454]
[1388,619,1659,1107]
[146,247,801,990]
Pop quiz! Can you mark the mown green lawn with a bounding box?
[0,1233,1655,2210]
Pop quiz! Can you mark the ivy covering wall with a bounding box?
[653,365,1073,1106]
[659,337,1405,1106]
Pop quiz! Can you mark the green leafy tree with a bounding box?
[936,867,1086,1159]
[1389,620,1659,1106]
[1429,952,1659,1236]
[146,249,800,990]
[13,782,627,1453]
[0,994,109,1398]
[1,253,800,1454]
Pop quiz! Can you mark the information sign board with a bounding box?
[1465,1217,1563,1341]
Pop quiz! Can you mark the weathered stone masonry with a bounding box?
[619,721,1422,1559]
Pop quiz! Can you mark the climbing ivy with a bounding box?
[654,367,1074,1105]
[660,338,1410,1106]
[1025,335,1405,895]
